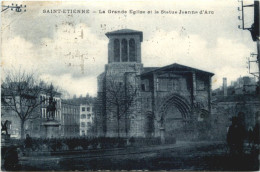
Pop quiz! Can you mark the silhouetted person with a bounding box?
[227,116,246,155]
[3,145,19,170]
[24,134,33,151]
[256,85,259,95]
[253,124,259,145]
[248,127,254,147]
[252,114,260,147]
[250,113,260,170]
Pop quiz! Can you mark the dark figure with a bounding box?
[227,116,246,155]
[1,120,9,135]
[24,134,33,150]
[248,127,254,147]
[252,113,260,146]
[256,85,259,95]
[250,113,260,170]
[129,137,135,146]
[3,146,19,171]
[253,123,259,145]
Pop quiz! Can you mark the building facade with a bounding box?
[97,29,214,140]
[79,104,94,136]
[61,100,80,138]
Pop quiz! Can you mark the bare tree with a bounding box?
[1,68,57,139]
[105,74,138,138]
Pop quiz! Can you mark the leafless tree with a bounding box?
[1,68,58,139]
[105,74,138,138]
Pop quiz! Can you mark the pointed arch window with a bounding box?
[121,39,128,62]
[129,39,136,62]
[114,39,120,62]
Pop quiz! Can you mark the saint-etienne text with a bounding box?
[42,9,214,15]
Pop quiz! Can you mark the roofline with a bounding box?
[105,31,143,42]
[80,103,92,106]
[141,63,214,76]
[61,101,80,106]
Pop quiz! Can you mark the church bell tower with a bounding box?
[106,29,143,64]
[103,29,144,137]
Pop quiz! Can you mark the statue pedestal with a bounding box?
[160,127,165,144]
[43,120,61,138]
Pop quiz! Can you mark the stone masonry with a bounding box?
[97,29,214,140]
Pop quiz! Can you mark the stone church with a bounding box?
[97,29,214,140]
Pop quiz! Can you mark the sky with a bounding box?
[1,0,258,97]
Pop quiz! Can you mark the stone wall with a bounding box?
[97,68,212,139]
[98,62,143,137]
[211,100,260,140]
[139,71,212,140]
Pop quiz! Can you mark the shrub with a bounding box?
[8,136,170,153]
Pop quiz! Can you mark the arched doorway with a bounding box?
[164,106,184,138]
[158,94,192,140]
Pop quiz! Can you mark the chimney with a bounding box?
[223,77,227,97]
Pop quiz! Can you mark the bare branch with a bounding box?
[105,74,138,137]
[1,68,59,138]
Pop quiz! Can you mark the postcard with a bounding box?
[1,0,259,171]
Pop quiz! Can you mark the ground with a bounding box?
[12,141,259,171]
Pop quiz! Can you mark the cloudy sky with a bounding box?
[1,0,257,97]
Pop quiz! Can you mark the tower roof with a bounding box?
[105,29,143,42]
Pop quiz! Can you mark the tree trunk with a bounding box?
[125,113,128,138]
[20,120,25,139]
[117,106,120,138]
[117,118,120,138]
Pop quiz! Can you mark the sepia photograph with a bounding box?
[1,0,260,171]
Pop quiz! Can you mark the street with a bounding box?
[18,141,259,171]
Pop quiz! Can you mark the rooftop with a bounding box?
[141,63,214,76]
[105,29,143,41]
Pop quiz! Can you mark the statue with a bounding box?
[46,84,57,121]
[46,97,57,121]
[43,84,61,138]
[159,114,164,128]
